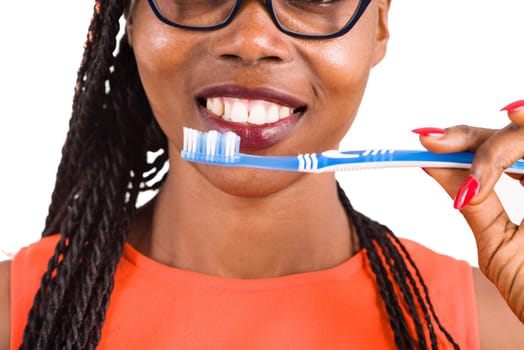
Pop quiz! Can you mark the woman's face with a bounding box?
[127,0,390,196]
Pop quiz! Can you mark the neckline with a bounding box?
[122,242,367,292]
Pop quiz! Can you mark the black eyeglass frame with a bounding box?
[147,0,373,40]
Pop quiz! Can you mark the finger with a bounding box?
[500,101,524,187]
[461,191,524,318]
[414,97,524,153]
[415,123,524,206]
[506,172,524,186]
[414,125,496,154]
[502,99,524,125]
[508,111,524,125]
[423,167,518,275]
[423,167,510,239]
[415,99,524,153]
[414,125,497,207]
[465,122,524,204]
[424,166,524,322]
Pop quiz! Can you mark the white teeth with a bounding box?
[279,107,292,119]
[204,97,299,125]
[206,97,224,116]
[267,104,279,123]
[223,99,232,121]
[230,100,249,123]
[248,103,267,125]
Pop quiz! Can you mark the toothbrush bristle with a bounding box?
[182,127,240,162]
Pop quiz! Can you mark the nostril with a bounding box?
[220,54,241,61]
[218,53,283,65]
[264,56,283,62]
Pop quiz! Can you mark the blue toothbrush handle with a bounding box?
[324,149,475,167]
[315,150,524,173]
[183,149,524,174]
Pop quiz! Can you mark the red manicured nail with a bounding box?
[500,100,524,112]
[421,167,430,175]
[411,127,446,137]
[453,176,480,210]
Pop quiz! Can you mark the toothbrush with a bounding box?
[181,127,524,174]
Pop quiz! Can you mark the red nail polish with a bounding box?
[411,127,446,137]
[453,176,480,210]
[421,167,430,175]
[500,100,524,112]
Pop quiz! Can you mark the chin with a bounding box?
[194,164,307,198]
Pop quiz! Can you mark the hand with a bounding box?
[413,100,524,323]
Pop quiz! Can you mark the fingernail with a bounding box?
[421,167,430,175]
[453,175,480,210]
[412,127,446,137]
[500,100,524,112]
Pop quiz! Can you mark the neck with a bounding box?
[129,163,355,279]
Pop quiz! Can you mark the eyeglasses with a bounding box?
[147,0,372,40]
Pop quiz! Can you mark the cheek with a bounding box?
[319,35,376,96]
[306,38,376,146]
[132,29,181,137]
[319,21,375,98]
[132,24,186,92]
[313,7,378,99]
[130,9,202,143]
[130,1,199,109]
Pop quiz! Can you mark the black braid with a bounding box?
[21,0,460,348]
[337,182,460,349]
[44,0,106,235]
[20,0,166,348]
[364,238,415,348]
[388,232,461,348]
[380,236,431,349]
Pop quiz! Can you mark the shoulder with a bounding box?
[397,238,479,348]
[473,267,524,349]
[399,239,524,349]
[0,260,11,350]
[399,238,476,299]
[10,235,60,297]
[12,235,60,268]
[11,235,60,283]
[399,238,472,278]
[8,235,60,350]
[396,239,473,290]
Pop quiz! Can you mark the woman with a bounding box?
[1,0,524,348]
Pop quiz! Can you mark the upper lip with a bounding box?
[195,84,308,110]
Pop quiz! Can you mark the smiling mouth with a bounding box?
[197,97,307,126]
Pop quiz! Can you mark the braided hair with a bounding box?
[20,1,459,349]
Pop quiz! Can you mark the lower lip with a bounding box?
[199,107,302,150]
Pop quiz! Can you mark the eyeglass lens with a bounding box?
[152,0,362,36]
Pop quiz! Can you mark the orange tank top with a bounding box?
[10,235,479,349]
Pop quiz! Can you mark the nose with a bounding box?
[208,1,293,65]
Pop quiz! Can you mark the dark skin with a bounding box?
[123,0,387,277]
[1,0,524,348]
[422,111,524,348]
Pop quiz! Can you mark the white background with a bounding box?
[1,1,523,264]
